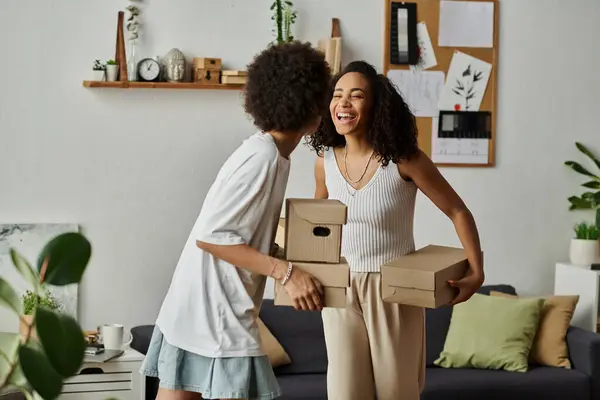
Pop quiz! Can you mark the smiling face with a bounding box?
[330,72,372,136]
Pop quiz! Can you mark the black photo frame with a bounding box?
[389,2,418,65]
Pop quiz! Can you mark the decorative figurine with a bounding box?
[163,48,186,82]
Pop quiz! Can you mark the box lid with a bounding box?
[294,259,350,288]
[381,245,470,291]
[287,199,347,225]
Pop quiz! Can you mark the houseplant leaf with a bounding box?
[582,181,600,189]
[565,161,596,178]
[10,248,40,290]
[36,232,91,286]
[0,332,20,377]
[19,344,63,400]
[596,209,600,229]
[0,277,22,314]
[568,196,592,210]
[35,307,85,377]
[576,142,600,172]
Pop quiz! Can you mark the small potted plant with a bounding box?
[570,222,600,265]
[20,289,61,339]
[92,59,106,81]
[105,59,119,82]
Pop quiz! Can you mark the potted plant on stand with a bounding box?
[20,289,61,339]
[570,222,600,265]
[92,60,106,81]
[105,59,120,81]
[565,142,600,264]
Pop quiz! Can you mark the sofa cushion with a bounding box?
[425,284,517,366]
[421,366,590,400]
[276,374,327,400]
[258,317,291,367]
[490,291,579,368]
[434,293,544,372]
[259,300,327,375]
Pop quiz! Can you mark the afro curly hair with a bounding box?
[306,61,419,166]
[244,41,331,134]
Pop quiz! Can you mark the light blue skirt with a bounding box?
[140,327,281,400]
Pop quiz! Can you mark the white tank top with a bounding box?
[323,148,417,273]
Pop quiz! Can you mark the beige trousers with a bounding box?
[322,272,425,400]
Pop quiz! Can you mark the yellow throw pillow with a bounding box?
[489,291,579,368]
[258,318,291,367]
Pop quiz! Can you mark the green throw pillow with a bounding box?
[434,293,544,372]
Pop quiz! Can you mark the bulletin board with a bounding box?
[383,0,499,167]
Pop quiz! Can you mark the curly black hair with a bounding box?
[306,61,419,166]
[244,41,331,134]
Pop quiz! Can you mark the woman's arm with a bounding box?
[197,241,324,311]
[314,156,329,199]
[399,150,484,305]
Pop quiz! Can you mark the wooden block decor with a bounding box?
[193,58,222,71]
[115,11,128,82]
[195,69,221,85]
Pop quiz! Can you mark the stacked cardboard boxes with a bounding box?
[274,199,350,308]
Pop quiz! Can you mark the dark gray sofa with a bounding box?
[131,285,600,399]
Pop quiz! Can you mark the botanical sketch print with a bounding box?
[438,51,492,112]
[410,22,437,71]
[451,64,484,111]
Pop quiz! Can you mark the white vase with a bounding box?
[93,70,105,81]
[569,239,600,265]
[106,65,119,82]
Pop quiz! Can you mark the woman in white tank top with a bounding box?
[306,61,485,400]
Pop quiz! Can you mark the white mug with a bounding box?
[102,324,132,351]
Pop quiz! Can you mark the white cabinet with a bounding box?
[59,348,145,400]
[554,262,600,332]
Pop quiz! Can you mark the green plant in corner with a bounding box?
[565,142,600,228]
[106,59,117,66]
[22,290,60,316]
[0,232,91,400]
[270,0,297,44]
[574,222,600,241]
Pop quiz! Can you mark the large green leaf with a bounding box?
[568,196,592,210]
[18,344,63,400]
[36,232,91,286]
[0,277,22,314]
[565,161,597,178]
[0,332,20,378]
[10,249,40,290]
[36,307,85,377]
[582,181,600,189]
[596,208,600,229]
[576,142,600,172]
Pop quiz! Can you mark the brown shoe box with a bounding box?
[274,259,350,309]
[381,245,475,308]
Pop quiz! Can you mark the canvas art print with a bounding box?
[389,2,418,65]
[0,224,80,333]
[438,51,492,112]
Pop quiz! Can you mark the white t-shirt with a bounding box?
[155,132,290,358]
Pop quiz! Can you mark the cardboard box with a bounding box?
[381,245,472,308]
[194,69,220,85]
[274,259,350,308]
[284,199,347,264]
[275,218,286,249]
[193,57,222,70]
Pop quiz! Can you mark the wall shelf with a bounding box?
[82,81,244,90]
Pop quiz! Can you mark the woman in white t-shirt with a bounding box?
[140,42,332,400]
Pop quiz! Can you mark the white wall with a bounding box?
[0,0,598,333]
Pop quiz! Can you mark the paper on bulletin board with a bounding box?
[431,117,490,164]
[410,22,437,71]
[437,51,492,112]
[387,70,445,117]
[438,1,494,48]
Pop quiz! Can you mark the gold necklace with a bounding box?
[343,145,375,185]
